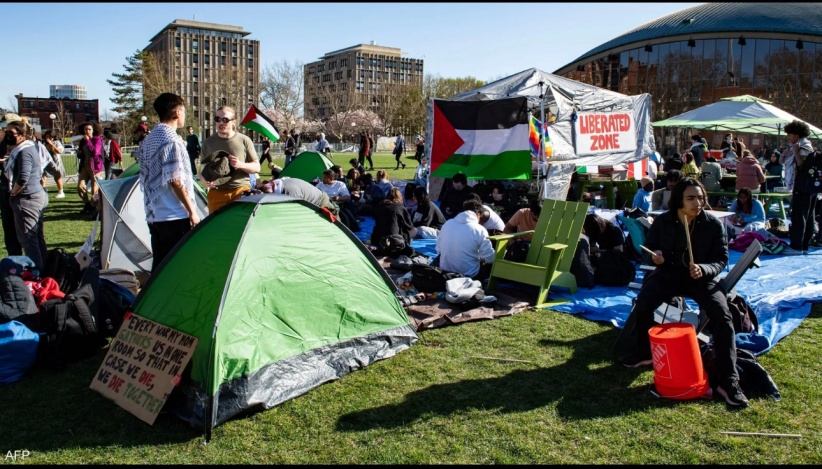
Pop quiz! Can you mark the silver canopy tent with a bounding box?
[441,68,655,200]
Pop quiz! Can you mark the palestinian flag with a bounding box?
[430,97,531,180]
[240,105,280,142]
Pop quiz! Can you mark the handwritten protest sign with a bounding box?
[90,313,198,425]
[574,111,637,156]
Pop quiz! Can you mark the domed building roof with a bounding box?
[556,2,822,73]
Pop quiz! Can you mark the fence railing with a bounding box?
[56,142,366,182]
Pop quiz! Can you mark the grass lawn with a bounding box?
[1,153,821,464]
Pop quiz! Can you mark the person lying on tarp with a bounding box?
[618,177,749,409]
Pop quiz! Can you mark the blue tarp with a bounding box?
[354,214,821,355]
[549,249,822,355]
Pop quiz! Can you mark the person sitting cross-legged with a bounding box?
[370,187,417,249]
[619,177,748,408]
[724,187,766,239]
[436,198,496,281]
[412,185,445,239]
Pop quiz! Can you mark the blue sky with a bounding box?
[4,2,699,115]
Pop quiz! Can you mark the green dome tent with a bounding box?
[279,151,334,182]
[130,194,417,438]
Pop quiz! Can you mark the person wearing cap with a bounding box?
[136,93,199,273]
[201,106,260,213]
[632,176,654,212]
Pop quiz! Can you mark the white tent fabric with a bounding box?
[439,68,655,200]
[653,96,822,139]
[97,176,208,280]
[448,67,656,167]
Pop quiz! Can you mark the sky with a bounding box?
[4,2,700,116]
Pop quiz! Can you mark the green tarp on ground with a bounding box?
[131,194,417,436]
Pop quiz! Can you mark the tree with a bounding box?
[53,101,73,142]
[321,85,370,142]
[107,50,152,144]
[423,75,486,99]
[259,59,304,125]
[5,96,18,112]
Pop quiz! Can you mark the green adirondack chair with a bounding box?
[487,199,589,307]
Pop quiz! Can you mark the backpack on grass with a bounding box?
[411,263,464,293]
[36,283,106,370]
[41,248,82,295]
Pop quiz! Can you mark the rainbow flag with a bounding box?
[529,115,553,158]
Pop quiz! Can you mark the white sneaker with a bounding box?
[781,247,804,256]
[56,191,65,199]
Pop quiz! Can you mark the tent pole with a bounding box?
[538,82,546,199]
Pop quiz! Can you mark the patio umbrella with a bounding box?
[653,95,822,140]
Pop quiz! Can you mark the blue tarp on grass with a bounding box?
[548,249,822,355]
[354,215,820,355]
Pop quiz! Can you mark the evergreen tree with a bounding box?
[107,50,149,144]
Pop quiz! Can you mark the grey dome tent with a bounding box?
[97,175,209,282]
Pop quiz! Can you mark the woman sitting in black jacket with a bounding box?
[370,187,417,248]
[411,185,445,239]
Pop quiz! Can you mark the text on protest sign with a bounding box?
[574,112,637,156]
[90,313,198,425]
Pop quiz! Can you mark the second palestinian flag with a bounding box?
[240,104,280,142]
[430,97,531,179]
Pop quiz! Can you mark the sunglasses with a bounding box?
[214,116,235,124]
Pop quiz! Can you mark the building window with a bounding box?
[221,42,226,52]
[193,97,199,106]
[204,55,210,65]
[204,40,210,51]
[247,44,254,55]
[192,39,198,50]
[192,54,198,64]
[193,69,199,78]
[248,58,253,68]
[220,56,226,65]
[175,37,181,48]
[347,69,352,79]
[335,71,343,80]
[356,81,364,91]
[75,103,80,110]
[340,58,348,67]
[232,57,237,66]
[232,44,237,54]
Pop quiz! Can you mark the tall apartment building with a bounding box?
[49,85,87,100]
[304,42,424,122]
[145,19,260,138]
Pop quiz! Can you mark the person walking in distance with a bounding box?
[393,132,406,170]
[41,130,66,198]
[358,131,370,171]
[185,126,201,176]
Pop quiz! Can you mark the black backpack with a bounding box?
[593,249,636,287]
[36,283,106,370]
[411,263,464,293]
[794,149,822,194]
[96,278,135,338]
[41,248,82,294]
[378,234,414,258]
[503,239,530,263]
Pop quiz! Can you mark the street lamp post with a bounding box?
[351,121,357,144]
[49,113,57,139]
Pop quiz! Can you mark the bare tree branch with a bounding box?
[260,59,305,124]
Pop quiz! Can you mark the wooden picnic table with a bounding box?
[706,190,791,219]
